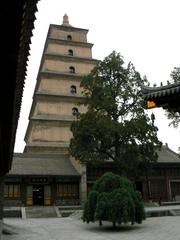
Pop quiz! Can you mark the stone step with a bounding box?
[25,206,57,218]
[58,206,82,218]
[58,205,82,211]
[3,207,22,218]
[172,210,180,216]
[161,201,180,206]
[60,210,74,217]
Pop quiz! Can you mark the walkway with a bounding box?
[3,215,180,240]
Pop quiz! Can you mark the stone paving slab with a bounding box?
[3,216,180,240]
[145,205,180,212]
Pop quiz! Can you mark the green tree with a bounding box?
[70,51,161,177]
[83,172,145,227]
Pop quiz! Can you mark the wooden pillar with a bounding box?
[0,174,5,240]
[44,185,51,205]
[51,178,56,205]
[165,169,171,201]
[26,185,33,206]
[21,178,26,206]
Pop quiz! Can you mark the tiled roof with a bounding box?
[50,23,89,33]
[142,82,180,111]
[8,153,80,176]
[142,82,180,100]
[157,145,180,163]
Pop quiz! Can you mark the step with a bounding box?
[161,201,180,206]
[3,207,22,218]
[58,205,82,211]
[58,206,82,218]
[25,206,57,218]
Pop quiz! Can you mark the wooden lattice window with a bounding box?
[57,183,79,197]
[4,184,20,198]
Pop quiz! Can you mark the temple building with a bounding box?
[87,144,180,202]
[142,78,180,202]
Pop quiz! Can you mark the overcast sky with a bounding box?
[14,0,180,153]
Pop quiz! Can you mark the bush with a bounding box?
[83,172,145,227]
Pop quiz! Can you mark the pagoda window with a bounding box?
[69,66,75,73]
[70,85,77,94]
[72,107,79,116]
[68,49,73,56]
[67,35,72,40]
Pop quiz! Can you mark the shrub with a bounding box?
[83,172,145,227]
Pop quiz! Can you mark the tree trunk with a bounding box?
[145,172,151,201]
[113,221,116,228]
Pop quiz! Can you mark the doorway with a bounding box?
[32,185,44,205]
[170,181,180,201]
[135,181,143,197]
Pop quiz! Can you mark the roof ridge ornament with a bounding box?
[62,14,71,26]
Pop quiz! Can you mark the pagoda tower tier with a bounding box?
[24,15,97,154]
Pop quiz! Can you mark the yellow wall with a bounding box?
[50,27,87,42]
[34,100,87,117]
[47,43,92,58]
[38,78,83,96]
[30,125,72,143]
[42,59,95,75]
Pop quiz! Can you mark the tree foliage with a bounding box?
[70,51,161,176]
[83,172,145,227]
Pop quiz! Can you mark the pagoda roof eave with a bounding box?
[35,91,85,100]
[48,37,94,48]
[50,23,89,33]
[40,70,87,79]
[45,52,98,63]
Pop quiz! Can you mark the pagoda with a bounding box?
[24,14,97,154]
[5,15,97,206]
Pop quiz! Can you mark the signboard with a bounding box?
[29,177,49,184]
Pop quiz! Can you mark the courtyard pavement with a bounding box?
[3,214,180,240]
